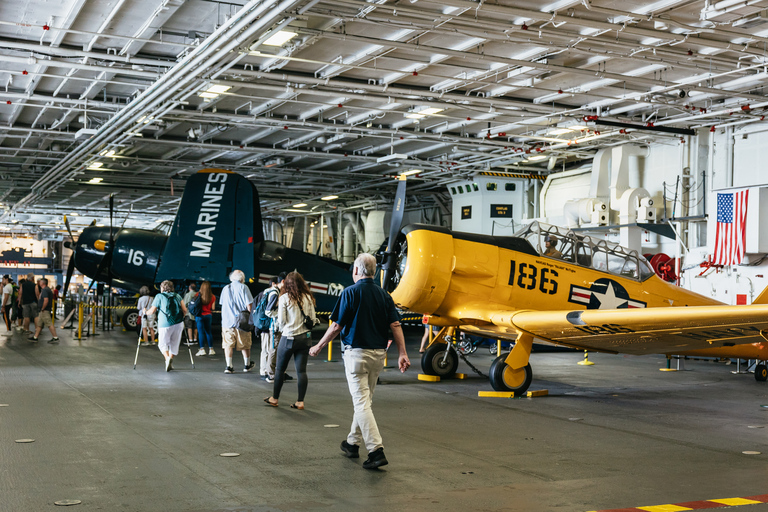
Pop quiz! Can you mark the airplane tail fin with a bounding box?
[155,169,264,284]
[754,285,768,305]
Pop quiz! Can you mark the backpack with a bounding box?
[254,289,275,332]
[188,293,202,317]
[161,292,182,324]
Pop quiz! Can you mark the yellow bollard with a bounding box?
[327,319,333,361]
[577,350,595,366]
[77,303,84,340]
[497,340,501,357]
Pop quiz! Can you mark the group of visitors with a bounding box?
[139,253,409,469]
[1,273,59,343]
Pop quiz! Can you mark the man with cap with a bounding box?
[1,275,12,334]
[544,235,563,259]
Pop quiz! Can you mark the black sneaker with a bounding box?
[340,440,360,459]
[224,366,234,374]
[362,447,388,469]
[283,373,293,381]
[28,336,38,342]
[260,375,268,381]
[48,337,59,344]
[244,361,255,373]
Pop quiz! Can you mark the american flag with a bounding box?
[713,190,749,265]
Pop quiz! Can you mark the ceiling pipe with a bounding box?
[11,0,315,211]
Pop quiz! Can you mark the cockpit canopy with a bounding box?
[515,221,656,281]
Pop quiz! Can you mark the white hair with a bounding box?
[354,253,376,277]
[229,269,245,283]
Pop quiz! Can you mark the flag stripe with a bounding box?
[713,190,749,266]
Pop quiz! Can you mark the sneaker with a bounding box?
[48,338,59,344]
[140,341,151,346]
[208,349,215,356]
[165,359,172,372]
[340,440,360,459]
[28,336,38,342]
[244,361,255,373]
[260,375,268,381]
[195,349,206,356]
[362,447,388,470]
[224,366,234,374]
[265,376,274,383]
[283,373,294,381]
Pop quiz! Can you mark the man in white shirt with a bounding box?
[220,269,254,374]
[1,275,13,335]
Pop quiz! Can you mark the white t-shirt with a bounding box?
[2,283,12,306]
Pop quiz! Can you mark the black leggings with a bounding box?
[3,305,10,330]
[273,334,310,401]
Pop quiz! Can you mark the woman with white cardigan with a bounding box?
[264,271,317,409]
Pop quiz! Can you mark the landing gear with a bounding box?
[489,355,533,394]
[755,363,767,382]
[421,343,459,378]
[122,309,139,331]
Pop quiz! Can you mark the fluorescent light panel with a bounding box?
[263,30,297,46]
[321,195,338,201]
[293,203,307,208]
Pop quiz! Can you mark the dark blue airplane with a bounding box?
[64,169,353,328]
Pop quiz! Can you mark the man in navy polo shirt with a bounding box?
[310,253,409,469]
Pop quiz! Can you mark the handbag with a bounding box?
[300,299,316,331]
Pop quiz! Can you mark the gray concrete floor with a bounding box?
[1,325,767,512]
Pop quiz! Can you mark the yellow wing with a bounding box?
[479,305,768,355]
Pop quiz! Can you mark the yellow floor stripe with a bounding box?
[708,498,761,506]
[637,505,692,512]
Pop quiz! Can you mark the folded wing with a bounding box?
[482,305,768,355]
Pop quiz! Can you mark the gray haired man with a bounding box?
[310,253,410,469]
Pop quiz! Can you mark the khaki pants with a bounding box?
[343,348,386,453]
[259,330,277,378]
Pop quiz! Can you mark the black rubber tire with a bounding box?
[489,354,533,394]
[421,343,459,378]
[122,309,139,331]
[755,363,768,382]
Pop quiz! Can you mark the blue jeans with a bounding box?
[196,315,212,349]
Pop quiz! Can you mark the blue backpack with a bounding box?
[188,293,202,317]
[254,289,275,331]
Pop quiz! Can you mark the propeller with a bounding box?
[85,194,115,296]
[381,174,407,291]
[61,215,77,301]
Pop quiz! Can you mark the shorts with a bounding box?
[38,310,53,328]
[222,327,252,351]
[22,302,38,319]
[158,322,184,355]
[184,316,196,329]
[143,312,156,325]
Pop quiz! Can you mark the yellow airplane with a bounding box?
[386,221,768,394]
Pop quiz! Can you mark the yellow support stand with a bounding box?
[577,350,595,366]
[526,390,549,397]
[418,374,440,382]
[478,391,514,398]
[455,373,467,380]
[77,303,84,340]
[497,340,501,357]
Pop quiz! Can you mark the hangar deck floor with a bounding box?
[1,326,767,512]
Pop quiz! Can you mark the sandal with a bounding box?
[263,397,278,407]
[290,402,304,410]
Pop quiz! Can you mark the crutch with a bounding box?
[133,334,141,370]
[182,328,195,369]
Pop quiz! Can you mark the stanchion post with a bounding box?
[92,305,97,336]
[577,350,595,366]
[497,340,501,357]
[327,319,332,362]
[77,303,84,340]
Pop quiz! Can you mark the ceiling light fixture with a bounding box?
[321,195,339,201]
[293,203,307,208]
[87,162,103,169]
[405,106,444,119]
[88,177,104,183]
[263,30,297,47]
[198,84,232,99]
[528,155,547,161]
[399,169,422,176]
[99,149,116,157]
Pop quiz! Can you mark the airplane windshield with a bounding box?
[514,221,655,281]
